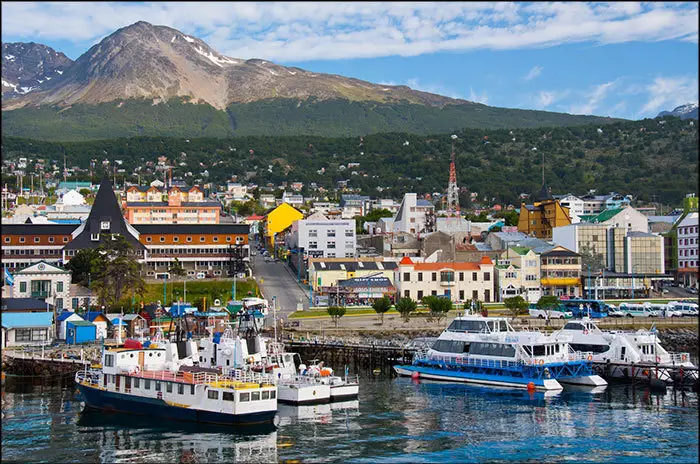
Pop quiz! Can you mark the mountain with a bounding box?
[657,103,698,120]
[2,21,624,140]
[2,42,72,97]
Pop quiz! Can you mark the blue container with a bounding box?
[66,321,97,344]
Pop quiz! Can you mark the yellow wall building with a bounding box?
[518,183,572,239]
[263,203,304,248]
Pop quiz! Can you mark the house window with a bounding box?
[309,241,317,249]
[472,272,478,281]
[327,230,336,237]
[100,221,110,230]
[417,290,423,299]
[403,272,410,282]
[473,290,479,300]
[418,272,423,282]
[155,382,161,391]
[404,290,410,298]
[440,271,455,282]
[432,272,437,281]
[506,272,517,279]
[20,282,27,292]
[459,290,465,300]
[15,329,31,342]
[459,272,464,281]
[345,230,353,237]
[431,290,437,296]
[91,233,99,241]
[309,230,317,237]
[327,241,336,249]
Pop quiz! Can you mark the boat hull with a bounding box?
[330,383,359,401]
[77,383,276,426]
[277,383,331,405]
[394,365,563,391]
[557,374,607,387]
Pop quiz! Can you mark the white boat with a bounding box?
[551,318,698,382]
[197,316,331,405]
[394,314,606,391]
[75,338,277,426]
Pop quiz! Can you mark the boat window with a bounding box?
[105,354,114,367]
[178,383,184,395]
[432,339,465,353]
[563,323,584,331]
[155,382,161,392]
[570,343,609,353]
[208,390,219,400]
[134,378,140,388]
[190,385,195,395]
[251,391,260,401]
[555,344,560,353]
[145,380,151,390]
[469,342,515,357]
[166,382,173,393]
[522,346,532,356]
[223,392,235,401]
[240,392,250,402]
[533,345,546,356]
[270,391,276,399]
[262,391,270,400]
[447,320,489,333]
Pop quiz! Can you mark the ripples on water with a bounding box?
[1,376,698,463]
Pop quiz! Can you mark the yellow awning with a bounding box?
[541,277,581,286]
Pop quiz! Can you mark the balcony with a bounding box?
[31,291,50,298]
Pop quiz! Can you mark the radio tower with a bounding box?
[447,134,460,218]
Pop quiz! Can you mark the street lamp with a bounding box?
[631,264,641,300]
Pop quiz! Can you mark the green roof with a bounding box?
[67,320,96,327]
[510,246,531,255]
[581,207,624,224]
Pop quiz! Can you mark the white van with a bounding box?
[528,304,573,319]
[618,303,659,317]
[668,301,699,317]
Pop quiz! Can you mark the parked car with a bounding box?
[264,256,273,262]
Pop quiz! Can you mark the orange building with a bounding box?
[124,185,221,224]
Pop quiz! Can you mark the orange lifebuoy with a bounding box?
[682,354,688,362]
[587,355,592,361]
[539,359,544,366]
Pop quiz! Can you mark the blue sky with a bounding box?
[2,2,698,119]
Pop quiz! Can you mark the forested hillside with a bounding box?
[2,116,696,206]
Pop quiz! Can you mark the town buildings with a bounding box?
[285,213,356,259]
[124,184,222,224]
[676,212,699,289]
[392,193,436,235]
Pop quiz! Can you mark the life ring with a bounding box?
[131,365,140,375]
[247,356,254,363]
[587,355,592,361]
[656,356,661,363]
[569,355,574,361]
[682,354,688,362]
[538,359,544,366]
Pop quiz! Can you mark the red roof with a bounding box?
[480,256,493,265]
[246,215,265,221]
[399,256,414,265]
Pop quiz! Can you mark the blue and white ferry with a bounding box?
[394,315,607,391]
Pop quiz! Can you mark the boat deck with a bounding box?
[88,368,274,388]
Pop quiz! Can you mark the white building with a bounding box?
[7,261,72,311]
[282,191,304,207]
[556,194,584,223]
[392,193,435,235]
[396,256,496,303]
[286,213,356,258]
[676,212,699,288]
[495,246,543,303]
[579,205,649,233]
[226,182,248,201]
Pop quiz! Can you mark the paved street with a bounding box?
[252,241,310,321]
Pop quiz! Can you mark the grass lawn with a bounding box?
[131,279,260,308]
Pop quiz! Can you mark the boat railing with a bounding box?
[640,352,692,364]
[75,368,101,386]
[221,368,271,384]
[416,353,521,369]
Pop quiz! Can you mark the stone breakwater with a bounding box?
[657,327,699,359]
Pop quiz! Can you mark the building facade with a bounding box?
[393,193,436,235]
[495,246,542,303]
[286,216,356,259]
[518,184,572,240]
[675,212,698,288]
[539,246,582,297]
[6,261,72,311]
[396,256,495,303]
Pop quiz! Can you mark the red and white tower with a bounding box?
[447,134,460,218]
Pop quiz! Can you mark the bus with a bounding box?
[559,299,608,318]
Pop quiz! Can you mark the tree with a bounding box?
[79,188,91,197]
[424,295,452,325]
[537,295,561,311]
[504,295,528,319]
[66,248,100,285]
[395,297,417,323]
[168,257,186,279]
[327,305,346,328]
[89,234,145,310]
[372,297,392,324]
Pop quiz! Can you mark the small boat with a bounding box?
[394,314,606,391]
[75,338,277,426]
[551,318,698,382]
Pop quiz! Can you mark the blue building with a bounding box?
[66,320,97,345]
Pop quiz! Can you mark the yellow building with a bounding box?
[539,245,582,297]
[263,203,304,248]
[518,183,571,239]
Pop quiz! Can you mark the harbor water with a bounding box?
[2,375,698,463]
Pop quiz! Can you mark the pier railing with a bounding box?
[639,352,692,364]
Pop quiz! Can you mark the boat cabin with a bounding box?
[446,316,513,334]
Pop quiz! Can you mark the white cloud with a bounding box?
[468,88,488,105]
[1,2,697,62]
[639,76,699,115]
[534,89,570,109]
[523,66,543,81]
[569,81,616,115]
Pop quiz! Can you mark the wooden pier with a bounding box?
[284,341,417,373]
